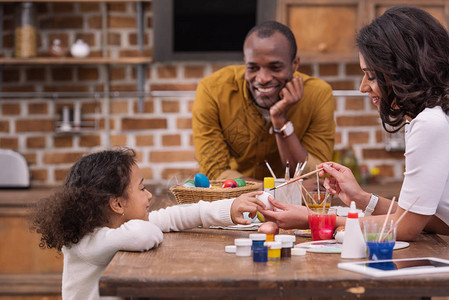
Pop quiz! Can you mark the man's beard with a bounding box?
[251,96,279,110]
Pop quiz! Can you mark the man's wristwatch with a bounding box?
[271,121,294,137]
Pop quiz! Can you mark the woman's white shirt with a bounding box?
[399,106,449,225]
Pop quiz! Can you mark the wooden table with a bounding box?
[99,228,449,299]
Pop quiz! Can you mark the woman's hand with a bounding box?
[231,191,265,225]
[259,196,309,229]
[317,162,369,206]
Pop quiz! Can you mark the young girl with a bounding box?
[31,148,265,300]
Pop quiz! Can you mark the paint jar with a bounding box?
[249,233,266,250]
[234,238,252,257]
[275,234,296,258]
[224,245,236,254]
[266,234,274,242]
[252,245,268,263]
[291,248,306,256]
[264,241,282,260]
[263,177,275,196]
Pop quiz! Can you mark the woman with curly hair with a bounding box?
[259,5,449,241]
[31,148,265,300]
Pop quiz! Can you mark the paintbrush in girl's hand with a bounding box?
[270,167,324,190]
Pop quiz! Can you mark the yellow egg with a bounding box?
[256,211,265,222]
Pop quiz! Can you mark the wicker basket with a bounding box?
[169,180,262,204]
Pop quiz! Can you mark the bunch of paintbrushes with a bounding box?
[264,161,331,212]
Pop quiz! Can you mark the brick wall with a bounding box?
[0,2,405,190]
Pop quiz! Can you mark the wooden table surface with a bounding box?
[99,227,449,299]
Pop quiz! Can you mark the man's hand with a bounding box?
[270,76,304,129]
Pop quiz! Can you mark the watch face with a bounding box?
[283,122,294,137]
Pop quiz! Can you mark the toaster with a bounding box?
[0,149,30,189]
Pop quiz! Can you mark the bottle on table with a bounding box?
[341,201,366,259]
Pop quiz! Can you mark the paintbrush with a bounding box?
[378,196,396,242]
[270,168,324,190]
[294,162,301,178]
[265,160,277,179]
[381,196,419,242]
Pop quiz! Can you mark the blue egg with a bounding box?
[194,173,210,188]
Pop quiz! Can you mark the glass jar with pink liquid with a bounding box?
[308,207,337,241]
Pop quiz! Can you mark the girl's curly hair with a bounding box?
[356,5,449,132]
[30,148,137,251]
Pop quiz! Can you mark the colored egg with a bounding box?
[183,180,195,187]
[243,212,258,223]
[221,179,238,188]
[256,211,265,222]
[233,177,246,187]
[194,173,210,188]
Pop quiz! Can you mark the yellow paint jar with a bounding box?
[264,241,282,260]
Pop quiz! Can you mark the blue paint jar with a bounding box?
[249,233,266,250]
[252,245,268,263]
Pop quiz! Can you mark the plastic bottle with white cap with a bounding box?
[234,238,252,257]
[341,201,366,259]
[274,234,296,258]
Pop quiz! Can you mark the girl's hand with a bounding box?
[259,196,309,229]
[231,191,265,225]
[317,162,369,206]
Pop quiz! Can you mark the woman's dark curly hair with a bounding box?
[30,148,137,251]
[356,5,449,132]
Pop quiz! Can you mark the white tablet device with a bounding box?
[338,257,449,277]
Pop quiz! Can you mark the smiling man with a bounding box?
[192,21,335,181]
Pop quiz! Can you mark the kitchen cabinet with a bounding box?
[0,188,63,298]
[276,0,448,63]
